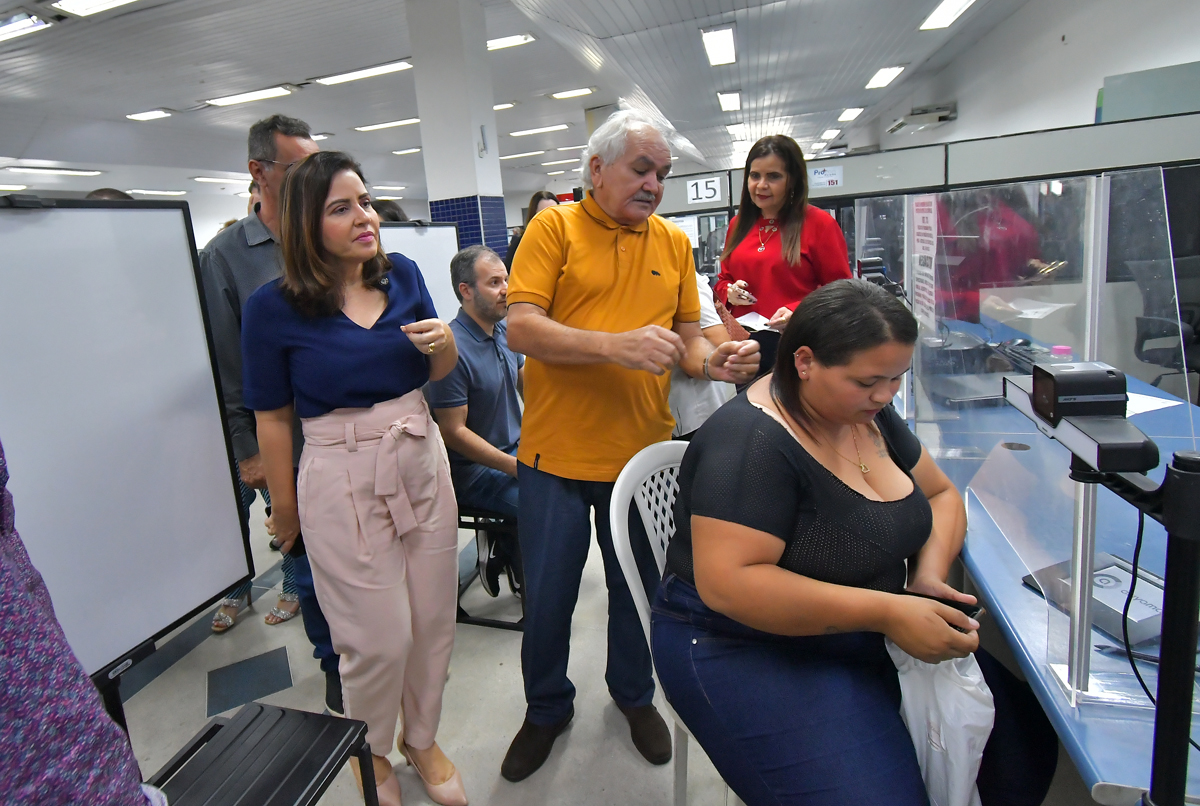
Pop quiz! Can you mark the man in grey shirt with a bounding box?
[198,114,341,712]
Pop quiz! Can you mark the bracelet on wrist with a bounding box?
[703,351,715,382]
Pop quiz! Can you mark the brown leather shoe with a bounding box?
[618,703,672,765]
[500,708,574,782]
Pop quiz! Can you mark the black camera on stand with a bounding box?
[1005,366,1200,806]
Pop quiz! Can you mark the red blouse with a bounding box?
[714,205,851,319]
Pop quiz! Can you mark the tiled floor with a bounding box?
[122,497,1098,805]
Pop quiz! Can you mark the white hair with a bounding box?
[581,108,671,190]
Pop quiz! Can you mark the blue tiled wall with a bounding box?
[430,194,509,253]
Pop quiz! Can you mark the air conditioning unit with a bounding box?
[886,102,957,134]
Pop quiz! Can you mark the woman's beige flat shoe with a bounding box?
[399,743,468,806]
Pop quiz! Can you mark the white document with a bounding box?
[1126,392,1184,417]
[1006,298,1075,320]
[735,311,772,331]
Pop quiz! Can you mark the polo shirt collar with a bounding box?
[454,307,491,342]
[581,191,650,233]
[243,205,275,247]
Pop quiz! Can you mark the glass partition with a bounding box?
[854,195,906,286]
[928,171,1200,709]
[1102,167,1195,411]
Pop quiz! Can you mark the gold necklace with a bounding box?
[756,218,778,253]
[825,425,870,474]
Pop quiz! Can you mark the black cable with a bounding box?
[1121,509,1200,754]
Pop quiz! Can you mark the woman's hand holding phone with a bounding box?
[883,594,980,663]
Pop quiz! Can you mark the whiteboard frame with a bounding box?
[0,196,252,679]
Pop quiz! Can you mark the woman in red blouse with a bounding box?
[715,136,851,374]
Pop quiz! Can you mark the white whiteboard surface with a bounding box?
[0,202,249,675]
[379,222,461,321]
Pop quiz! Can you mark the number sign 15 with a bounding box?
[686,176,723,205]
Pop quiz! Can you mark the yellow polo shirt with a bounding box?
[508,193,700,482]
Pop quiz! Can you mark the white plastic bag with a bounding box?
[885,640,996,806]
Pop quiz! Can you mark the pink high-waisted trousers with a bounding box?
[297,390,458,753]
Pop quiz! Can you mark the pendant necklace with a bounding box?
[757,218,778,253]
[826,425,870,474]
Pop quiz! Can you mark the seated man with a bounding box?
[426,245,523,595]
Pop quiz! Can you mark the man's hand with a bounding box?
[606,325,687,375]
[238,454,267,489]
[767,306,792,331]
[706,340,761,384]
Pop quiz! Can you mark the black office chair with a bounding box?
[1127,259,1200,402]
[456,506,524,632]
[147,703,378,805]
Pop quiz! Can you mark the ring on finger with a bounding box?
[427,342,436,353]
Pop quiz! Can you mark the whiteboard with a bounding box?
[379,222,461,321]
[0,200,250,676]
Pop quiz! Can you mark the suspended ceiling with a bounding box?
[0,0,1029,202]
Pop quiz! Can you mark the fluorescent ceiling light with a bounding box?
[0,184,28,191]
[671,156,679,161]
[193,174,252,183]
[311,133,332,141]
[51,0,141,15]
[726,123,748,141]
[487,33,535,50]
[8,166,101,176]
[717,91,741,112]
[236,191,251,198]
[547,171,565,176]
[373,185,406,191]
[509,124,568,137]
[126,109,171,121]
[128,189,186,196]
[500,150,544,160]
[375,195,403,200]
[206,86,291,106]
[0,12,52,43]
[392,147,421,155]
[354,117,420,132]
[557,145,587,151]
[493,102,515,111]
[551,88,592,100]
[541,158,578,165]
[839,108,864,122]
[821,129,841,140]
[810,142,827,151]
[701,26,736,66]
[866,67,904,89]
[920,0,978,30]
[315,61,410,86]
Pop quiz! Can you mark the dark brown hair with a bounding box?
[770,279,917,440]
[279,151,390,317]
[721,135,809,266]
[526,190,559,224]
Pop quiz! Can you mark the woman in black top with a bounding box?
[652,279,1057,805]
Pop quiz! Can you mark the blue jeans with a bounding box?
[517,461,659,725]
[651,574,1057,806]
[454,456,520,585]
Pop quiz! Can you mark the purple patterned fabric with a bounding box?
[0,440,149,805]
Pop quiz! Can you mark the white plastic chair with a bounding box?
[610,441,744,806]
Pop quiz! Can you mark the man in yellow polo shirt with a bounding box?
[501,109,760,782]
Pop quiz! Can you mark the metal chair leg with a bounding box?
[673,722,689,806]
[356,742,379,806]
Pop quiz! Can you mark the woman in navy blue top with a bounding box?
[241,152,467,806]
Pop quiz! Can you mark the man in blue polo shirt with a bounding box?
[427,245,524,595]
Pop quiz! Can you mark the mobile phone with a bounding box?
[902,591,985,621]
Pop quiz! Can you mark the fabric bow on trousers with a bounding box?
[298,390,458,753]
